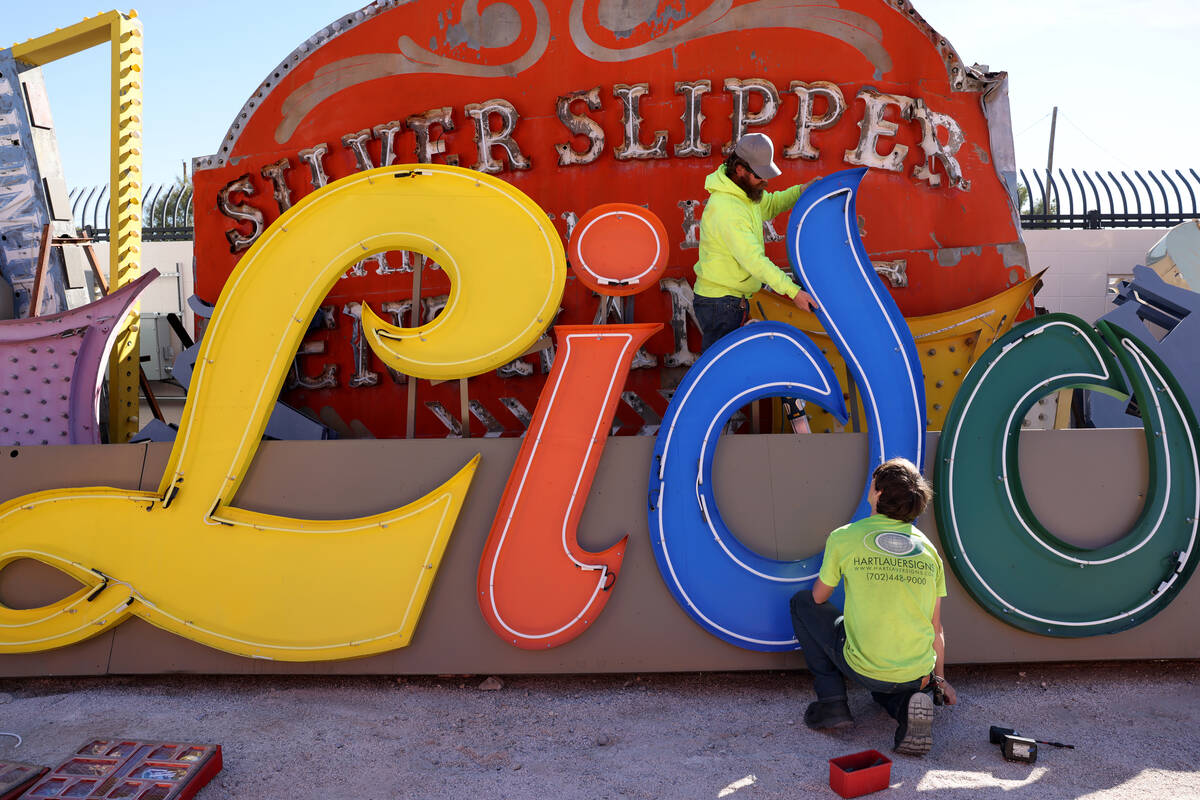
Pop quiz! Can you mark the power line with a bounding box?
[1058,111,1133,169]
[1014,111,1052,138]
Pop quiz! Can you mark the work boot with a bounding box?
[783,398,810,434]
[804,698,854,730]
[893,691,934,756]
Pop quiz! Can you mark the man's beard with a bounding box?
[731,170,764,202]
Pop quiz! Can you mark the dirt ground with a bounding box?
[1,661,1197,800]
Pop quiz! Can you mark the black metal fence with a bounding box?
[1018,169,1199,230]
[68,182,193,242]
[68,169,1199,241]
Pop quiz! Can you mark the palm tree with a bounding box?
[144,161,193,232]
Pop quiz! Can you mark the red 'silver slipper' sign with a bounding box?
[192,1,1026,439]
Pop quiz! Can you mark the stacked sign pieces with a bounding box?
[18,740,221,800]
[0,762,48,800]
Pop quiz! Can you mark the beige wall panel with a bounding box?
[1,430,1196,675]
[0,557,117,676]
[928,429,1200,662]
[0,444,147,676]
[0,443,147,501]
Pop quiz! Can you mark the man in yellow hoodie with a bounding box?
[694,132,818,430]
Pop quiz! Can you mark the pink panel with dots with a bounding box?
[0,270,157,446]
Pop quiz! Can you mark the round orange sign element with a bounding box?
[568,203,669,297]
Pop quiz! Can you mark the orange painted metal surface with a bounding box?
[477,323,660,649]
[192,0,1027,439]
[569,203,668,295]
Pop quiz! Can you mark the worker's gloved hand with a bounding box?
[792,290,818,312]
[938,677,958,706]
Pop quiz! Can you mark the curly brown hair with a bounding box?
[872,457,932,523]
[723,151,753,178]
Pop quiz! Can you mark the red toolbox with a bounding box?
[829,749,891,798]
[19,740,221,800]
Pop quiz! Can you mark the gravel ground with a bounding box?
[1,662,1197,800]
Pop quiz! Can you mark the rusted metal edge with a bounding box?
[885,0,995,93]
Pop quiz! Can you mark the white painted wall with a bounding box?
[1023,228,1169,323]
[89,240,196,380]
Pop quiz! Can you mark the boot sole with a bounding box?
[894,692,933,756]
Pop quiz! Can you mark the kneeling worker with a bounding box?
[790,458,958,756]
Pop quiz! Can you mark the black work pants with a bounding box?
[789,590,925,720]
[693,294,748,352]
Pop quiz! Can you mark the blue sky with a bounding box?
[5,1,1197,190]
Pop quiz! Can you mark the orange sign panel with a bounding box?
[478,323,660,649]
[569,203,669,295]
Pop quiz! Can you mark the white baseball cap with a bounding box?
[733,133,781,179]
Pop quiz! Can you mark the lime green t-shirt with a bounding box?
[817,514,947,683]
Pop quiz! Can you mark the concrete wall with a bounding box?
[1024,228,1168,323]
[88,241,195,328]
[89,240,196,381]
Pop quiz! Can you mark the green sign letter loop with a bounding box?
[935,313,1199,636]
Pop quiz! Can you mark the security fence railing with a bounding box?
[69,169,1199,241]
[1018,168,1199,230]
[69,182,193,242]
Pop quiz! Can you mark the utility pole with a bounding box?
[1046,106,1058,173]
[1044,106,1058,216]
